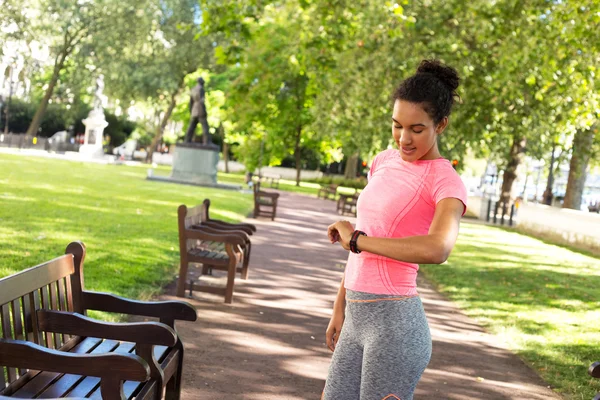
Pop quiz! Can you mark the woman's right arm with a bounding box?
[326,275,346,352]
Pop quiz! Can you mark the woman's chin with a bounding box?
[399,150,419,162]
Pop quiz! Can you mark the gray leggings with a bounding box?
[323,290,432,400]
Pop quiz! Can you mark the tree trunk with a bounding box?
[344,153,359,179]
[542,141,557,205]
[146,89,179,163]
[294,125,302,186]
[25,52,67,136]
[563,127,596,210]
[499,136,526,204]
[220,123,229,173]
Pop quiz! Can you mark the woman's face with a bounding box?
[392,100,448,162]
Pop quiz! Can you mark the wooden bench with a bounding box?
[259,174,281,189]
[337,192,359,217]
[0,241,197,400]
[186,199,255,278]
[177,204,247,304]
[317,184,338,200]
[199,198,257,235]
[253,182,279,220]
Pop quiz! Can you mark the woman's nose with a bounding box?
[400,132,412,145]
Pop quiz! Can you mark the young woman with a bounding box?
[323,60,467,400]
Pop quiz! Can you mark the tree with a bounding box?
[223,2,319,185]
[563,126,598,209]
[1,0,147,137]
[98,0,214,162]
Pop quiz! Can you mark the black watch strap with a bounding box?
[350,230,367,254]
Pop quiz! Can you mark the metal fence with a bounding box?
[483,198,518,226]
[0,133,80,152]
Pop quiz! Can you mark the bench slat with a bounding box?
[39,286,53,350]
[57,341,136,398]
[35,339,121,398]
[87,346,170,400]
[64,277,74,313]
[1,303,17,383]
[67,343,169,400]
[11,337,102,398]
[48,283,62,349]
[10,299,25,377]
[0,256,74,306]
[56,280,68,344]
[0,365,5,395]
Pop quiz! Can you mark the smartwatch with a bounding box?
[349,230,367,254]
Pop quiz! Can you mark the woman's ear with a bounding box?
[436,117,449,134]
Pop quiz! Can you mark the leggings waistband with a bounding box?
[345,289,419,303]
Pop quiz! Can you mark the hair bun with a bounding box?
[416,59,460,92]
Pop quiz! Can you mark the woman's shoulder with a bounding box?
[374,149,398,164]
[428,160,467,190]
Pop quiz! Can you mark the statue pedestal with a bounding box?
[171,143,219,185]
[80,108,108,158]
[146,143,241,191]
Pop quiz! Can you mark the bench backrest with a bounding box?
[0,242,86,394]
[178,204,206,254]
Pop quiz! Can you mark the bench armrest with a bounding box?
[202,220,256,234]
[191,225,250,242]
[590,361,600,378]
[185,228,246,245]
[257,191,280,199]
[0,338,149,381]
[82,291,197,322]
[37,310,177,347]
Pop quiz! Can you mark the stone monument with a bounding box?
[171,77,219,185]
[147,77,239,190]
[80,75,108,158]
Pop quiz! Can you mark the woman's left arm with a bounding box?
[328,198,464,264]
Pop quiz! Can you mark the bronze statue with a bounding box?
[184,77,213,145]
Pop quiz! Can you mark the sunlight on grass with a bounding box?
[422,222,600,399]
[0,154,253,305]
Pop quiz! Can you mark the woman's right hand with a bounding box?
[326,308,345,352]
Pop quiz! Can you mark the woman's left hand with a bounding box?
[327,220,354,251]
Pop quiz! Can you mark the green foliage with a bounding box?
[0,98,135,144]
[0,99,36,134]
[104,113,137,147]
[307,176,367,190]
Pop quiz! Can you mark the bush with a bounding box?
[0,98,135,145]
[0,98,36,134]
[307,176,367,189]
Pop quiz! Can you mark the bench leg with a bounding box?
[165,338,185,400]
[224,258,237,304]
[254,202,260,218]
[176,260,189,298]
[202,265,213,275]
[241,242,250,280]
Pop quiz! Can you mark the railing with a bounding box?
[0,133,80,152]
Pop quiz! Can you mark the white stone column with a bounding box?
[80,108,108,158]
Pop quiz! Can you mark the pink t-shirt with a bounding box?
[344,149,467,296]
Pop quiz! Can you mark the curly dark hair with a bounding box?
[392,59,461,124]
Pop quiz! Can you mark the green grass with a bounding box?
[422,222,600,399]
[0,154,253,304]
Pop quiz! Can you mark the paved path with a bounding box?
[161,191,561,399]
